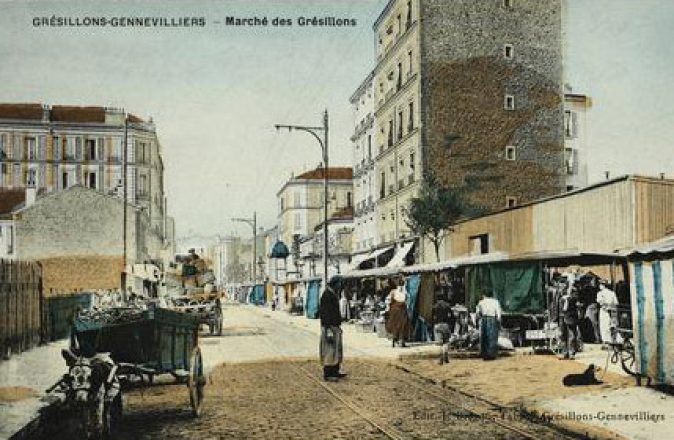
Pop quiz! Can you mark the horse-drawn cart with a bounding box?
[48,306,206,439]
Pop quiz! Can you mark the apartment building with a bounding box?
[366,0,565,250]
[349,71,378,254]
[276,167,353,269]
[0,103,167,237]
[564,91,591,191]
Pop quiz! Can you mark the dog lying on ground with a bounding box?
[562,364,603,386]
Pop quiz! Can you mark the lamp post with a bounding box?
[232,212,257,284]
[275,110,329,292]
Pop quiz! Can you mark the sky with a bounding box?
[0,0,672,240]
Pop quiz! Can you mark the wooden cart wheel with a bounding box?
[187,346,205,417]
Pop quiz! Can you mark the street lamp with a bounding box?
[232,212,257,284]
[275,110,329,292]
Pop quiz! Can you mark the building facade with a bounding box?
[0,103,167,238]
[364,0,566,253]
[564,91,591,191]
[350,72,378,255]
[277,166,353,255]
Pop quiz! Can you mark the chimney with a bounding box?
[41,104,50,123]
[26,186,37,207]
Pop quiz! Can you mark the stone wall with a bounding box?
[419,0,564,212]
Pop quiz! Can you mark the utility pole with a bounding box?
[275,110,329,292]
[122,114,128,298]
[232,212,257,284]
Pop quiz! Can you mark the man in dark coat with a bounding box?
[319,276,346,381]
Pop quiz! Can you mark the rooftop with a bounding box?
[0,103,145,124]
[0,190,25,218]
[296,167,353,181]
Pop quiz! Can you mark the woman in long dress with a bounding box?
[385,278,411,347]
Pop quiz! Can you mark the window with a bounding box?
[294,213,301,230]
[408,50,413,75]
[504,44,513,59]
[564,110,577,138]
[470,234,490,255]
[347,192,352,207]
[367,135,372,159]
[504,95,515,110]
[380,171,386,198]
[62,171,68,189]
[566,185,575,192]
[397,62,403,90]
[565,147,577,174]
[86,139,96,160]
[293,191,300,208]
[408,102,414,131]
[387,120,394,147]
[25,137,36,160]
[505,146,516,160]
[506,196,517,208]
[0,134,6,158]
[406,1,412,28]
[397,111,403,140]
[397,14,401,34]
[87,172,97,189]
[503,0,513,8]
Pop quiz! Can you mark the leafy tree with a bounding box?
[403,180,470,262]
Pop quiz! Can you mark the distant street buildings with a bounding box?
[0,104,169,237]
[0,104,174,291]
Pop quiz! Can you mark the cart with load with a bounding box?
[47,306,205,439]
[170,292,223,336]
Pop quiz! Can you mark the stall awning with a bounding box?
[345,252,372,272]
[345,246,394,273]
[386,242,414,268]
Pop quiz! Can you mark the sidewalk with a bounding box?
[254,305,674,440]
[0,340,68,440]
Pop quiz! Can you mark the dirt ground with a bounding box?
[403,353,635,407]
[113,359,572,440]
[402,353,635,440]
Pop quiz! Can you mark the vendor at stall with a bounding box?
[476,290,502,360]
[597,281,618,344]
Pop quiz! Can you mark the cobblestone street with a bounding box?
[106,305,576,439]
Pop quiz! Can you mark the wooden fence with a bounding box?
[0,259,42,359]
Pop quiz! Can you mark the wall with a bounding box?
[420,0,564,213]
[634,177,674,244]
[439,176,674,259]
[14,186,136,260]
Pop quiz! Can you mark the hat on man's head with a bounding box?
[328,275,344,290]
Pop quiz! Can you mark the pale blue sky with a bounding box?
[0,0,672,238]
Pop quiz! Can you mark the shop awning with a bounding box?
[345,246,394,273]
[345,252,372,272]
[386,241,414,268]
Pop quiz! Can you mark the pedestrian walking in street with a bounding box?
[597,281,618,344]
[476,290,502,360]
[560,287,581,359]
[385,277,411,348]
[432,294,453,364]
[319,276,346,382]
